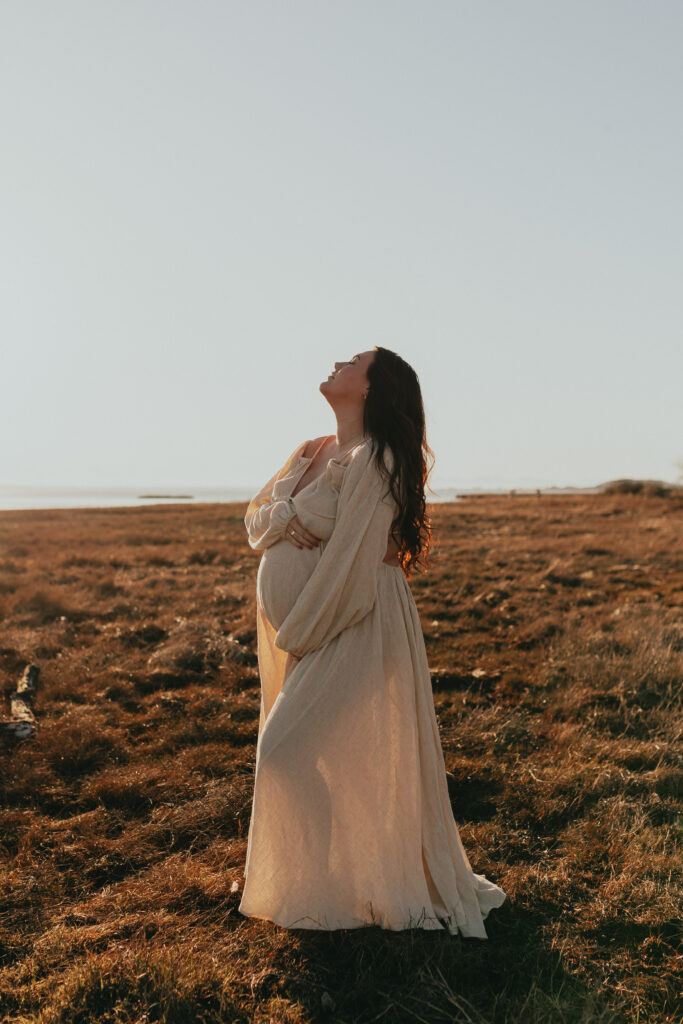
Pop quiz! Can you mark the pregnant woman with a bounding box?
[238,346,507,937]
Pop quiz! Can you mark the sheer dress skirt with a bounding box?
[240,561,507,937]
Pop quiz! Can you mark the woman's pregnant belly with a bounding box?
[257,538,323,632]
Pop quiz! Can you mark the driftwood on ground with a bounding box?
[1,664,40,740]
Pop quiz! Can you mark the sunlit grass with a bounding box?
[0,491,681,1022]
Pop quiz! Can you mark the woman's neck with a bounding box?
[334,418,366,448]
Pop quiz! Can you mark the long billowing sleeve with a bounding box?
[245,441,307,551]
[274,440,398,659]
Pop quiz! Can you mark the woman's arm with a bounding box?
[244,441,307,551]
[274,441,398,658]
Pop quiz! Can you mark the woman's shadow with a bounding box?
[283,894,623,1024]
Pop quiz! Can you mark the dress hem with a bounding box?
[237,882,507,939]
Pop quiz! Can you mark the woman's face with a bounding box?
[320,350,375,403]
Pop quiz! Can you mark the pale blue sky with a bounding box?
[1,0,681,493]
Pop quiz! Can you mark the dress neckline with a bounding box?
[290,456,348,499]
[296,435,368,464]
[297,453,353,465]
[290,436,368,498]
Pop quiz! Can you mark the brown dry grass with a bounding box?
[0,491,681,1023]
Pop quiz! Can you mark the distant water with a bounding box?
[0,482,593,512]
[0,486,254,512]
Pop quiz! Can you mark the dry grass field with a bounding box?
[0,488,681,1023]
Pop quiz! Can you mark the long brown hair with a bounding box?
[362,347,435,577]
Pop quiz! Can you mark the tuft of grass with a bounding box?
[38,948,249,1024]
[12,587,86,625]
[40,710,128,779]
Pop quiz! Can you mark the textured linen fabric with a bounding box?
[239,437,507,936]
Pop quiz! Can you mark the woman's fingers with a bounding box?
[289,530,317,549]
[298,527,319,546]
[287,515,320,549]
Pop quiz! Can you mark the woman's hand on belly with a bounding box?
[285,514,321,550]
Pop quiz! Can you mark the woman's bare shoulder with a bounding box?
[302,435,334,458]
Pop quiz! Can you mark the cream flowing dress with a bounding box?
[238,436,507,937]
